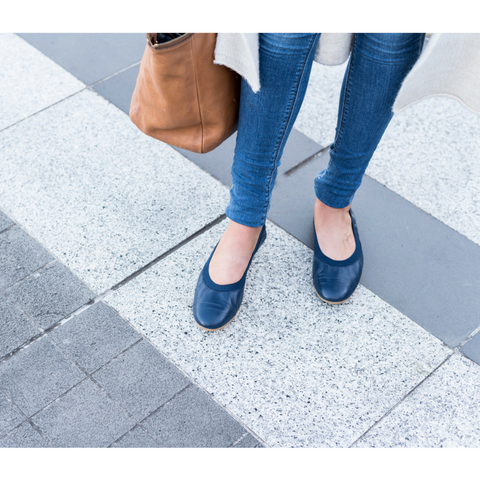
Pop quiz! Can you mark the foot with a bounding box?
[208,220,263,285]
[314,198,355,261]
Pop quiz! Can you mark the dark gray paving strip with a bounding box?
[0,420,52,448]
[460,330,480,365]
[92,62,141,114]
[31,378,136,448]
[175,128,324,187]
[92,340,191,423]
[0,294,41,359]
[17,33,146,86]
[0,335,86,417]
[141,383,247,448]
[231,432,264,448]
[270,150,480,348]
[0,210,14,233]
[0,391,25,438]
[0,225,54,292]
[49,302,142,374]
[109,425,161,448]
[5,261,96,331]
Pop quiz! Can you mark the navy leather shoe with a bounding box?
[313,210,363,304]
[193,225,267,330]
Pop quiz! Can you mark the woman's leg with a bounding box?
[210,33,320,285]
[314,33,425,261]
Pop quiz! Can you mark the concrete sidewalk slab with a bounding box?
[0,335,85,417]
[0,421,51,448]
[0,394,25,438]
[31,378,136,448]
[0,225,54,291]
[460,331,480,365]
[106,220,451,447]
[110,425,160,448]
[0,34,84,132]
[141,384,248,448]
[0,211,14,232]
[0,89,229,293]
[49,301,142,374]
[5,261,95,330]
[0,295,40,358]
[92,340,191,422]
[354,353,480,447]
[367,96,480,247]
[295,60,480,249]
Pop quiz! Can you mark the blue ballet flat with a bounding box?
[193,225,267,330]
[313,210,363,304]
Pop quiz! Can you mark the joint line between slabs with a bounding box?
[88,60,142,88]
[0,224,16,236]
[108,213,227,293]
[0,87,88,135]
[139,384,193,426]
[108,424,162,448]
[3,258,57,294]
[456,323,480,350]
[0,215,225,366]
[229,431,250,448]
[283,144,330,177]
[348,351,455,448]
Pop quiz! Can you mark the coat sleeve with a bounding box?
[214,33,353,94]
[214,33,260,93]
[393,33,480,115]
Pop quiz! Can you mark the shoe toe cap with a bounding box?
[193,299,237,330]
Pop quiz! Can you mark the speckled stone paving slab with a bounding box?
[366,96,480,247]
[106,220,451,447]
[0,88,229,293]
[354,353,480,447]
[0,34,84,132]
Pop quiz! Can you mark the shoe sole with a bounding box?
[195,309,239,332]
[315,288,353,305]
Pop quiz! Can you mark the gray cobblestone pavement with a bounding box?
[0,212,263,447]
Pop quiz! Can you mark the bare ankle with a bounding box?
[208,220,263,285]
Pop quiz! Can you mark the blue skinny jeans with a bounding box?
[225,33,425,227]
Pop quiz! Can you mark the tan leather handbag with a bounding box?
[130,33,240,154]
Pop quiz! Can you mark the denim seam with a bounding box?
[261,34,320,224]
[331,34,356,154]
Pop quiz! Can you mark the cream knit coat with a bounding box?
[214,33,480,114]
